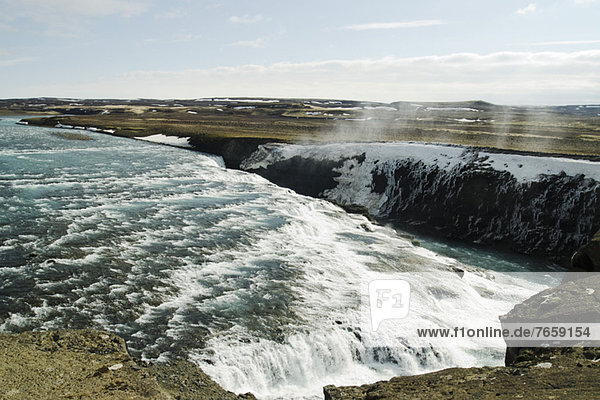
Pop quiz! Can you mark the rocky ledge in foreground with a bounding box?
[0,329,255,400]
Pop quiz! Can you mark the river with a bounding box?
[0,117,561,399]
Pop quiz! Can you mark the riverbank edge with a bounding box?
[0,329,256,400]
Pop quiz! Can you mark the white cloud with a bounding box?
[516,3,537,14]
[227,38,265,48]
[530,39,600,45]
[342,20,445,31]
[0,0,147,20]
[23,50,600,105]
[0,21,17,32]
[0,0,148,37]
[573,0,596,4]
[204,2,223,10]
[229,14,266,24]
[145,33,203,44]
[0,56,37,67]
[155,8,186,20]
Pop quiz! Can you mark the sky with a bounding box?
[0,0,599,105]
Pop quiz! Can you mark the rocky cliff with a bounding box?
[239,142,600,265]
[570,228,600,273]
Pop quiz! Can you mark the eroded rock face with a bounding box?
[0,329,255,400]
[241,147,367,198]
[501,274,600,325]
[245,155,346,198]
[369,161,600,264]
[189,136,274,169]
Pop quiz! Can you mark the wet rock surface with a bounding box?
[245,155,345,197]
[501,273,600,365]
[501,230,600,366]
[188,136,274,169]
[243,152,367,198]
[0,329,254,400]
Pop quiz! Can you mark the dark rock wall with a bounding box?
[570,229,600,273]
[370,158,600,264]
[189,136,275,169]
[244,153,366,198]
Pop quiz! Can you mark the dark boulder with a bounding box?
[570,229,600,273]
[501,229,600,365]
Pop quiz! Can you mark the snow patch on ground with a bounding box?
[364,106,397,111]
[212,98,279,103]
[242,141,600,184]
[426,107,480,112]
[134,134,192,148]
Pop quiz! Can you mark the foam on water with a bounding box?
[0,118,553,399]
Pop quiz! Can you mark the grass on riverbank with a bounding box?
[6,98,600,157]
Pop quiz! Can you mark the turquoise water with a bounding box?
[410,231,562,272]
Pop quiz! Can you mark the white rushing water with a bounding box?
[0,118,556,399]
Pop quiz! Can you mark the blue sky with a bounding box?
[1,0,599,104]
